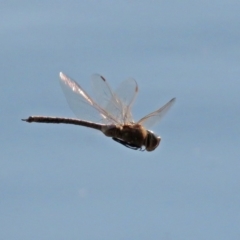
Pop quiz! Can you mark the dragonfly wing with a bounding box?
[137,98,176,129]
[59,72,119,124]
[113,78,138,124]
[91,75,138,124]
[91,74,117,110]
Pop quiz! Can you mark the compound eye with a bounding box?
[146,133,161,151]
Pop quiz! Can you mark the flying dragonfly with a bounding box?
[22,72,176,151]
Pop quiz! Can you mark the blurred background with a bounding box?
[1,1,239,239]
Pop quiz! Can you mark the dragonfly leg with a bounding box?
[112,137,144,151]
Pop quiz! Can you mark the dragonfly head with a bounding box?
[145,131,161,151]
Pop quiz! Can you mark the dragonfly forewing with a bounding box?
[91,74,116,112]
[91,74,138,124]
[111,78,138,124]
[137,98,176,129]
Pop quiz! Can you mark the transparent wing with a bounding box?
[90,74,117,114]
[91,74,138,124]
[137,98,176,129]
[113,78,138,124]
[59,72,119,124]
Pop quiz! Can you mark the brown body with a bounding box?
[102,124,161,151]
[23,116,161,151]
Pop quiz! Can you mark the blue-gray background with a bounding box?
[1,1,239,239]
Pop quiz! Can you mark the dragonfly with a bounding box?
[23,72,176,151]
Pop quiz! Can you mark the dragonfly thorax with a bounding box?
[101,124,160,151]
